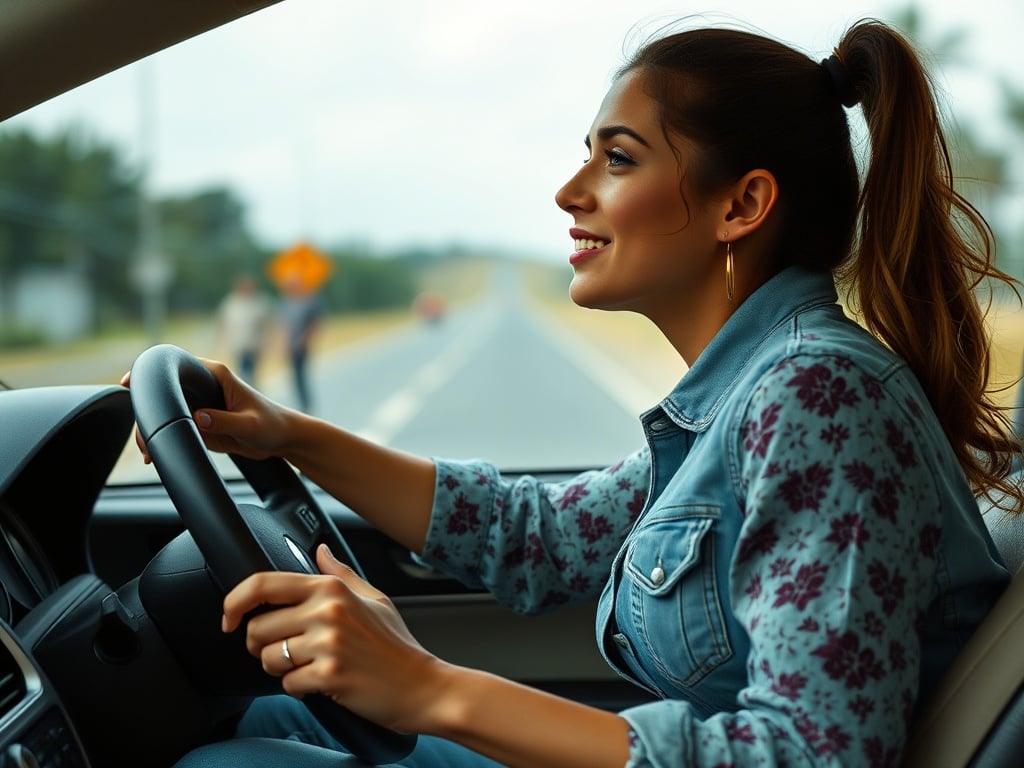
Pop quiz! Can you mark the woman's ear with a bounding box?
[720,169,779,239]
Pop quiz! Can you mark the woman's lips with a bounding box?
[569,241,607,266]
[568,228,609,266]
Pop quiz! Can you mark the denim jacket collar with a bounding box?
[653,266,839,432]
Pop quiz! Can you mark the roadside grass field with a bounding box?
[523,258,1024,414]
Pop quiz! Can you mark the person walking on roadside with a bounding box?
[280,274,323,413]
[215,273,272,387]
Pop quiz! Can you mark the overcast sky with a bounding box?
[6,0,1024,261]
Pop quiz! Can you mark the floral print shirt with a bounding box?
[418,267,1008,767]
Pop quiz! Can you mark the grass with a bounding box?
[0,310,419,389]
[985,302,1024,408]
[522,259,1024,412]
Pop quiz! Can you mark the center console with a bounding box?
[0,621,88,767]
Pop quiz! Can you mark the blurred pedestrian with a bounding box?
[413,291,446,325]
[216,274,272,386]
[280,274,323,412]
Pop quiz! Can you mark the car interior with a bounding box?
[2,1,1024,767]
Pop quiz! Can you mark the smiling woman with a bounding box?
[148,14,1024,768]
[4,2,1024,768]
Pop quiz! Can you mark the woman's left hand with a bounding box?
[222,544,446,733]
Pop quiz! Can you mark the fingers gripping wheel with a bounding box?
[129,343,417,764]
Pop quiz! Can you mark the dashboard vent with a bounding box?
[0,641,26,720]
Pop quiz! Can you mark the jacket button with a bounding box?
[613,633,629,648]
[650,566,666,586]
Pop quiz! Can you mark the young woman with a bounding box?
[165,17,1022,768]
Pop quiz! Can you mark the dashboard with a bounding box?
[0,385,133,767]
[0,382,241,767]
[0,505,60,628]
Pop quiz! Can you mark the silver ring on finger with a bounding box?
[282,637,295,668]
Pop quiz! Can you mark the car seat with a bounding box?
[901,480,1024,767]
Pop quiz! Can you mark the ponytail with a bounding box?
[836,21,1021,505]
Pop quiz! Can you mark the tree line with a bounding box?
[0,126,437,346]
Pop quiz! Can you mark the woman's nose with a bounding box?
[555,166,593,214]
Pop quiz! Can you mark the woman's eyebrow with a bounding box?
[584,124,651,150]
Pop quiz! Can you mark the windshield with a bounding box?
[1,1,1022,483]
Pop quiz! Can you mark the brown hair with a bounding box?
[622,20,1022,506]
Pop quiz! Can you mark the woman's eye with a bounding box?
[605,149,635,167]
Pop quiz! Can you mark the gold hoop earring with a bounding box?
[725,241,735,303]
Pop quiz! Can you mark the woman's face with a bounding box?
[555,69,724,329]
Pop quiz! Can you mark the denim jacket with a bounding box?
[418,266,1008,766]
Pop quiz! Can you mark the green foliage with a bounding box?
[0,124,435,340]
[0,126,138,331]
[158,187,266,310]
[0,323,46,348]
[318,249,418,313]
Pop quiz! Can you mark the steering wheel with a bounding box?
[128,343,417,764]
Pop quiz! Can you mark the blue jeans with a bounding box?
[237,349,259,386]
[172,696,506,768]
[291,348,312,412]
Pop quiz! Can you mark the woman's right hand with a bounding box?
[124,354,437,555]
[121,357,301,463]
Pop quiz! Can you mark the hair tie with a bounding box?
[821,52,859,108]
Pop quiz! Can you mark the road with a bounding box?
[261,262,652,471]
[101,261,674,483]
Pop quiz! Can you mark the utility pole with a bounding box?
[132,59,171,343]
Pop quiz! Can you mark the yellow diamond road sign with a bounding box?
[267,241,333,292]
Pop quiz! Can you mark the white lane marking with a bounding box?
[355,312,496,445]
[369,390,419,435]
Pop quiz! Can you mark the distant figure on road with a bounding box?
[216,274,272,386]
[413,291,446,325]
[280,274,324,413]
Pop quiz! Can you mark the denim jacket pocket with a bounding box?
[623,506,732,691]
